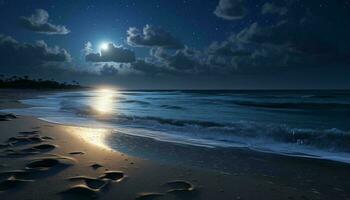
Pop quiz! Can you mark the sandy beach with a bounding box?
[0,90,350,200]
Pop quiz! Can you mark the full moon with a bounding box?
[100,42,109,51]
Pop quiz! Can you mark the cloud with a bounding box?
[109,0,350,79]
[0,35,96,83]
[207,40,251,57]
[82,41,93,55]
[214,0,246,20]
[0,34,71,71]
[19,9,70,35]
[146,47,222,75]
[261,3,287,16]
[128,59,171,75]
[215,0,350,71]
[109,48,207,76]
[127,25,183,49]
[85,43,135,63]
[99,64,119,76]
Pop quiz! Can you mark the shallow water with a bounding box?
[3,89,350,163]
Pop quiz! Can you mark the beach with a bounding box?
[1,89,350,200]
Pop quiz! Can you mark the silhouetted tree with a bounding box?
[0,75,84,90]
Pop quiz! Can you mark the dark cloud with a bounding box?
[19,9,70,35]
[0,35,96,83]
[85,43,135,63]
[207,40,251,57]
[110,48,207,76]
[208,0,350,73]
[127,25,184,49]
[99,64,119,76]
[0,34,71,71]
[128,59,171,75]
[214,0,246,20]
[261,2,287,16]
[148,48,201,73]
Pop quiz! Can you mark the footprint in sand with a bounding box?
[68,176,109,190]
[99,171,125,182]
[18,130,40,135]
[135,192,165,200]
[2,148,38,156]
[165,180,195,192]
[0,114,17,121]
[42,136,54,140]
[25,156,74,171]
[0,170,31,180]
[7,135,44,146]
[61,184,99,199]
[69,151,85,155]
[0,176,32,191]
[30,143,56,151]
[90,163,103,170]
[62,170,125,199]
[3,143,56,157]
[163,180,197,198]
[0,143,10,149]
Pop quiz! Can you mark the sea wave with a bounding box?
[121,100,150,105]
[59,102,350,152]
[111,117,349,153]
[231,100,350,110]
[4,90,350,164]
[160,105,185,110]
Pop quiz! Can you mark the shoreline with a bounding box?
[1,89,350,199]
[1,116,317,200]
[4,89,350,166]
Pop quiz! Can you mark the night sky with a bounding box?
[0,0,350,89]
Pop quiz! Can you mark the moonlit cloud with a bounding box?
[127,25,184,49]
[19,9,70,35]
[214,0,246,20]
[0,34,71,69]
[99,64,119,76]
[85,43,135,63]
[261,2,287,16]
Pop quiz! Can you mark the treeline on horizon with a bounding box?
[0,75,84,89]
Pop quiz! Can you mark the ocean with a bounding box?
[2,89,350,164]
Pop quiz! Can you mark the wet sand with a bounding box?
[0,89,350,200]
